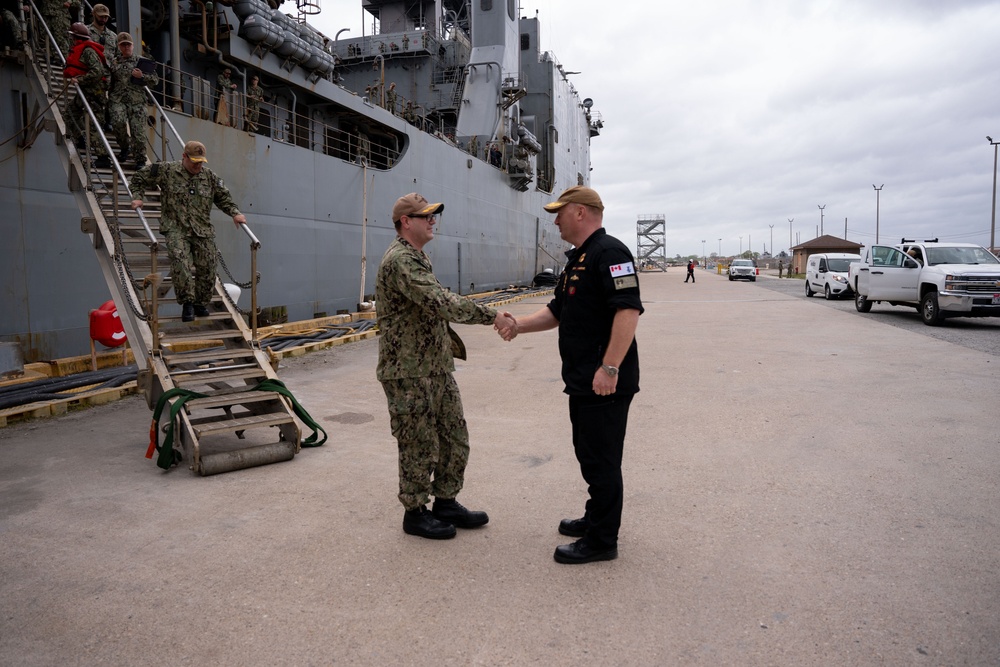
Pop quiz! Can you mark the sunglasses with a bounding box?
[407,213,436,220]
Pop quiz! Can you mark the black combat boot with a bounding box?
[94,155,111,169]
[117,147,129,163]
[432,497,489,528]
[181,303,195,322]
[193,304,210,317]
[402,507,456,540]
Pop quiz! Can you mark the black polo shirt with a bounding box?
[547,228,643,396]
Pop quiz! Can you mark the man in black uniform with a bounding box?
[498,185,642,564]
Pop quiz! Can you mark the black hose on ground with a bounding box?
[0,365,139,410]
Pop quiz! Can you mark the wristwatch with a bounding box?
[601,364,619,377]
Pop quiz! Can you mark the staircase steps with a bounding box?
[29,24,306,475]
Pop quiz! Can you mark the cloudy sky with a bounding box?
[318,1,1000,258]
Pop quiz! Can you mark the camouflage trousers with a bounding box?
[381,373,470,511]
[66,86,107,158]
[109,98,147,161]
[163,228,217,306]
[244,103,259,132]
[41,7,71,57]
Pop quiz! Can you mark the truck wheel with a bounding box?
[805,281,814,297]
[728,275,733,281]
[855,291,872,313]
[920,291,945,326]
[824,285,833,300]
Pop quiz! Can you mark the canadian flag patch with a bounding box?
[609,262,635,277]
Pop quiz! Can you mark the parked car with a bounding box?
[805,253,860,299]
[728,259,756,281]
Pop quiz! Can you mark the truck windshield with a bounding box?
[925,247,1000,265]
[827,259,854,272]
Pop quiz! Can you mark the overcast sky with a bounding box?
[317,1,1000,257]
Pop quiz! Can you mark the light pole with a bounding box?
[739,236,743,256]
[718,238,722,259]
[788,218,793,252]
[989,137,998,253]
[873,184,883,244]
[817,204,825,236]
[768,224,774,257]
[701,239,706,268]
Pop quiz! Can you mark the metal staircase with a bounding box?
[21,5,305,475]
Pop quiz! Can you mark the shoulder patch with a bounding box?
[614,275,638,290]
[609,262,635,277]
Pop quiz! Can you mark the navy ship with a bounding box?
[0,0,602,362]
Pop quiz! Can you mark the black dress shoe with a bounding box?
[181,303,195,322]
[554,539,618,565]
[403,507,456,539]
[559,516,588,537]
[432,497,489,528]
[193,304,211,317]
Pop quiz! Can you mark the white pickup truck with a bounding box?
[848,239,1000,325]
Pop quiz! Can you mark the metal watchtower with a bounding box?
[636,214,667,271]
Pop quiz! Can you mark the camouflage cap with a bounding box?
[392,192,444,223]
[92,3,110,16]
[116,32,133,45]
[543,185,604,212]
[183,140,208,163]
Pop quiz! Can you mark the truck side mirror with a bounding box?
[904,257,919,268]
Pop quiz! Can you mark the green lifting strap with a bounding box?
[251,378,328,447]
[146,387,207,470]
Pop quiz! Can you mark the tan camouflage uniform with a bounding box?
[375,236,497,510]
[129,162,241,306]
[109,52,157,163]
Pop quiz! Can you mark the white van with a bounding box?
[805,253,861,299]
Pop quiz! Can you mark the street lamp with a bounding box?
[718,238,722,258]
[739,236,743,256]
[989,137,998,253]
[873,184,883,244]
[817,205,826,236]
[768,224,774,258]
[701,239,706,268]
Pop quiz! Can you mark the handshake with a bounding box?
[493,311,518,342]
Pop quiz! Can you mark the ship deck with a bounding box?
[2,271,998,665]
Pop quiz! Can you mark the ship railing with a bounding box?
[147,60,402,170]
[334,31,441,62]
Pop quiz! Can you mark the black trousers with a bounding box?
[568,392,634,548]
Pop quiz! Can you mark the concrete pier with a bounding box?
[2,270,998,665]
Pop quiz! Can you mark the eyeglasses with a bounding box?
[407,213,436,220]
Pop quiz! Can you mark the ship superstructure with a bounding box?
[0,0,602,362]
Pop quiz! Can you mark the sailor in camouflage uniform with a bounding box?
[108,31,156,166]
[39,0,80,57]
[63,22,109,167]
[376,192,515,540]
[86,3,116,62]
[129,140,247,322]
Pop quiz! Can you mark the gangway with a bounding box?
[17,5,312,474]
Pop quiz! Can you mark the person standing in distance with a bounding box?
[685,258,696,283]
[376,193,515,540]
[129,140,246,322]
[498,186,642,564]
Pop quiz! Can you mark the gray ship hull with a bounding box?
[0,1,598,361]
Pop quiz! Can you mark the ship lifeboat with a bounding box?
[232,0,271,20]
[241,13,284,51]
[271,12,309,63]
